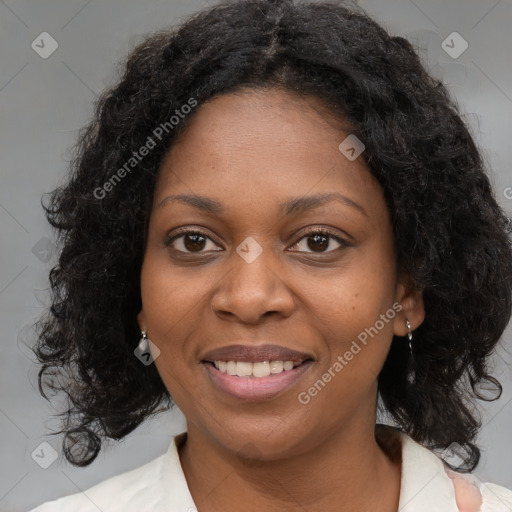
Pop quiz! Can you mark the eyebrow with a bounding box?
[156,192,367,218]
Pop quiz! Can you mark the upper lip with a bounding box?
[201,344,314,363]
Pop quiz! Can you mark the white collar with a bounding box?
[162,428,461,511]
[394,429,460,511]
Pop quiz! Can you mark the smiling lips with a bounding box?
[202,344,314,400]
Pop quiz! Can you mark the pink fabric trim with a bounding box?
[445,467,483,512]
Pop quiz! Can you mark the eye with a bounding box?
[165,229,222,253]
[289,228,350,254]
[165,227,351,255]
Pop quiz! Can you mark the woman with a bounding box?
[31,0,512,510]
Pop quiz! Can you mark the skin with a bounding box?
[138,87,425,512]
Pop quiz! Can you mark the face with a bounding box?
[138,87,424,460]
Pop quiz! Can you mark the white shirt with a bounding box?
[30,427,512,511]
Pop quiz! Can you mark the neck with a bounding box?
[178,418,402,512]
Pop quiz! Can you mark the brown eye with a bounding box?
[166,230,222,253]
[289,228,350,254]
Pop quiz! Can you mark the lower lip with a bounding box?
[204,361,313,401]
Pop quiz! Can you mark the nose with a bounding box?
[210,242,295,324]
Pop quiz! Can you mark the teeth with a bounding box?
[253,361,270,378]
[236,362,253,377]
[213,360,302,377]
[226,361,237,375]
[270,360,283,373]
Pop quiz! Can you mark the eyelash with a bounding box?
[165,227,351,255]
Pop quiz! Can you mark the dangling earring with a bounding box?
[405,319,415,384]
[134,330,160,365]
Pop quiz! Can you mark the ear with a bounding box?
[137,309,147,332]
[392,276,425,337]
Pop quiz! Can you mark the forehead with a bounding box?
[153,88,385,219]
[174,87,352,147]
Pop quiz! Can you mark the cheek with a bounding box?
[299,240,397,377]
[297,282,396,424]
[307,246,396,331]
[140,250,209,333]
[139,254,225,425]
[139,253,210,385]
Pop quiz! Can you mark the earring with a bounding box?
[405,319,415,384]
[138,330,150,352]
[134,330,159,366]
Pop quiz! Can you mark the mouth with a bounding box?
[201,344,315,401]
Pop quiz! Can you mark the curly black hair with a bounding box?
[34,0,512,470]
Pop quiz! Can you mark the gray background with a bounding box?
[1,0,511,510]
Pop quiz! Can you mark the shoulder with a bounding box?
[29,452,168,512]
[28,433,193,512]
[386,425,512,511]
[481,482,512,511]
